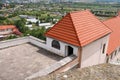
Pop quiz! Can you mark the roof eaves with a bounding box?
[90,11,112,34]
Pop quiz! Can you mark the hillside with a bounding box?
[33,64,120,80]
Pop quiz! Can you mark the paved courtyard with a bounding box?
[0,43,63,80]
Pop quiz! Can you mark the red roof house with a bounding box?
[104,16,120,55]
[46,10,111,47]
[0,25,21,35]
[45,10,112,68]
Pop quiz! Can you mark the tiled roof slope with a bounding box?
[0,25,16,30]
[104,16,120,55]
[45,10,111,47]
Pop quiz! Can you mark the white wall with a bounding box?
[0,37,29,49]
[0,30,12,35]
[46,37,79,57]
[81,34,110,68]
[26,18,38,23]
[28,36,47,49]
[0,36,46,50]
[0,36,78,57]
[39,23,51,26]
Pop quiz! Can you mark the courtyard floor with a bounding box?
[0,43,63,80]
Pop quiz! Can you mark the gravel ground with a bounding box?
[35,64,120,80]
[0,43,63,80]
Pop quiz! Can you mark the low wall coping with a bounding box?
[25,55,77,80]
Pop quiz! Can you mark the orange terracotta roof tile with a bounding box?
[0,25,16,30]
[45,10,111,47]
[104,16,120,55]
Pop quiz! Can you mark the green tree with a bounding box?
[29,27,46,40]
[5,35,17,40]
[15,18,29,33]
[5,19,14,25]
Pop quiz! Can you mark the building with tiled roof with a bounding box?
[46,10,111,47]
[103,16,120,63]
[1,10,120,80]
[0,25,21,38]
[45,10,112,68]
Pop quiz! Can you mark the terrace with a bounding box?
[0,43,63,80]
[0,36,77,80]
[0,36,65,80]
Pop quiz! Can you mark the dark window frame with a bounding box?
[52,40,60,50]
[102,44,106,54]
[111,53,113,59]
[115,50,117,56]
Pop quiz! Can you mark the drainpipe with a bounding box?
[78,47,82,68]
[106,54,109,63]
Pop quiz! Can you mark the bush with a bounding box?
[5,35,17,40]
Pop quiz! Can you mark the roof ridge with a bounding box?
[101,21,113,33]
[69,13,82,47]
[104,16,119,22]
[102,17,120,33]
[90,11,112,34]
[70,9,89,14]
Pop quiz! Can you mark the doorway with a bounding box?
[67,46,73,56]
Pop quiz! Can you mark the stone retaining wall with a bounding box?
[0,37,29,49]
[0,36,46,50]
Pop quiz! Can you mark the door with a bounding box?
[67,46,73,56]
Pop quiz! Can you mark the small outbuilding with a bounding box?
[45,10,111,68]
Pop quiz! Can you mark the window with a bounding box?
[111,53,113,59]
[52,40,60,50]
[102,44,106,54]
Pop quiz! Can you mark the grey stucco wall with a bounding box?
[81,34,110,68]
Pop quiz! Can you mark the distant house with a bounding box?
[19,15,28,18]
[26,18,38,23]
[19,15,39,23]
[104,16,120,63]
[39,23,54,29]
[0,25,21,38]
[45,10,112,68]
[25,24,33,30]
